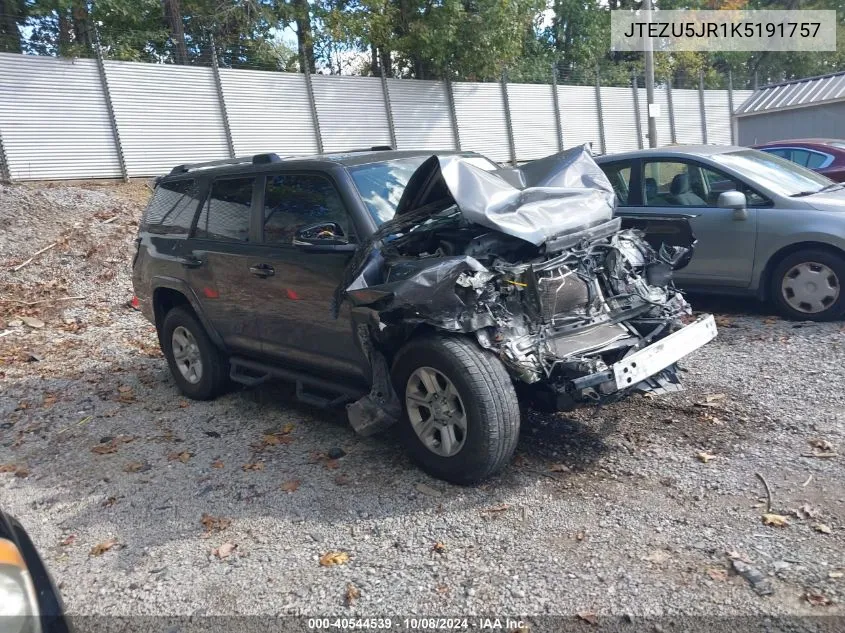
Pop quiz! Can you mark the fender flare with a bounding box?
[150,276,226,350]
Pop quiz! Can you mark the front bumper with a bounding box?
[572,314,717,396]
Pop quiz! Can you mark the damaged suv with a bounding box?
[133,146,717,483]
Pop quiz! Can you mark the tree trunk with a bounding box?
[58,9,72,56]
[162,0,188,64]
[293,0,315,73]
[0,0,23,53]
[379,49,391,78]
[370,41,380,76]
[71,0,92,50]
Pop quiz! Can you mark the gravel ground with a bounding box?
[1,181,844,621]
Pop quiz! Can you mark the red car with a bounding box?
[753,139,845,182]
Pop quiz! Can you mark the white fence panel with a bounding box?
[0,53,121,180]
[672,89,704,144]
[557,85,602,153]
[508,83,559,161]
[106,60,229,177]
[600,87,639,153]
[312,75,391,153]
[452,82,510,163]
[220,68,318,157]
[637,87,673,148]
[704,90,731,145]
[387,79,455,150]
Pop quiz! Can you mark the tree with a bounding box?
[162,0,188,63]
[0,0,25,53]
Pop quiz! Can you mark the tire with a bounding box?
[391,334,520,484]
[160,306,229,400]
[770,249,845,322]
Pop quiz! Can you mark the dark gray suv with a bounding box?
[132,146,716,483]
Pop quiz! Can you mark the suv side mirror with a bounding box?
[718,191,748,220]
[293,222,356,252]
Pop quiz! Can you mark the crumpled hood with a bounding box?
[395,145,616,246]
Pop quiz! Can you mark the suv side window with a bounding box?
[195,177,255,242]
[143,179,200,235]
[262,174,355,245]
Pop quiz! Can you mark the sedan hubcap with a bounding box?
[781,262,840,314]
[171,326,203,384]
[405,367,467,457]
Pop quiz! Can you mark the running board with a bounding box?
[229,357,360,408]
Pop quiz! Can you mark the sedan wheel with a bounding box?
[780,261,840,315]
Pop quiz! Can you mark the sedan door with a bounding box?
[613,158,761,288]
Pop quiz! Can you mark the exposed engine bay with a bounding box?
[338,146,718,435]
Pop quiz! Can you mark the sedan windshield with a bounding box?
[348,154,500,224]
[712,149,833,197]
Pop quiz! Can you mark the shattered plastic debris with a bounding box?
[731,559,774,596]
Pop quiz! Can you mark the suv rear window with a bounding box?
[142,179,200,235]
[195,177,255,242]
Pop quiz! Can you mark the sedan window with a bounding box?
[712,149,832,197]
[641,160,769,208]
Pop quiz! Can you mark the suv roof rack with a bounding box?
[169,152,283,175]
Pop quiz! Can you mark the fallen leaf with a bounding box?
[697,451,716,463]
[89,538,118,556]
[42,395,57,408]
[344,582,360,607]
[762,513,790,528]
[727,550,752,564]
[810,439,834,452]
[91,442,117,455]
[714,315,734,328]
[12,466,29,478]
[814,523,832,534]
[577,612,598,626]
[60,535,76,547]
[334,474,350,486]
[168,451,192,463]
[549,463,570,472]
[643,550,671,564]
[707,567,728,581]
[325,459,340,470]
[20,316,45,329]
[415,483,442,497]
[0,463,17,473]
[212,542,236,559]
[281,423,295,434]
[211,460,224,469]
[319,551,349,566]
[200,513,231,534]
[102,496,117,507]
[123,461,149,473]
[430,542,446,555]
[261,433,294,447]
[805,592,832,607]
[242,462,265,472]
[794,504,822,520]
[281,480,300,493]
[178,400,189,408]
[763,317,778,325]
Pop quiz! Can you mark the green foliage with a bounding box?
[11,0,845,87]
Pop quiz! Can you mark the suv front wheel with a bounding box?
[160,306,230,400]
[391,335,520,484]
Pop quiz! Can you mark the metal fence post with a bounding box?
[631,73,644,150]
[699,69,708,145]
[0,129,10,183]
[594,69,607,155]
[727,69,737,144]
[94,30,128,181]
[550,63,564,152]
[666,77,677,144]
[302,63,324,154]
[500,72,517,166]
[380,72,398,149]
[210,37,236,158]
[444,76,461,151]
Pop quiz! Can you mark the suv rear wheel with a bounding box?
[391,335,520,484]
[770,249,845,321]
[160,306,230,400]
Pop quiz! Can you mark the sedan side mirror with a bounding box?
[718,191,748,220]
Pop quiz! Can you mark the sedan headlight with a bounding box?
[0,538,41,633]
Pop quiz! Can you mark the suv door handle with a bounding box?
[249,263,275,278]
[179,256,203,269]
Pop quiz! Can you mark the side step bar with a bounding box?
[229,357,361,408]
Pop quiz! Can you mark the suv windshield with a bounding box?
[349,154,500,224]
[712,149,833,197]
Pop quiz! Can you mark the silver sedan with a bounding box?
[596,146,845,321]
